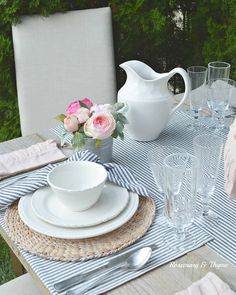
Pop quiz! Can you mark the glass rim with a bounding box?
[147,145,186,158]
[208,78,235,84]
[187,66,208,73]
[164,152,199,171]
[193,134,223,149]
[208,61,231,69]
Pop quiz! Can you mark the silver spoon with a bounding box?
[54,244,158,292]
[66,247,152,295]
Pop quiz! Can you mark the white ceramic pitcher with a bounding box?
[118,60,190,141]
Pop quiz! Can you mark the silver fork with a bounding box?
[54,244,158,293]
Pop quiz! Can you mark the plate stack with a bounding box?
[18,183,139,239]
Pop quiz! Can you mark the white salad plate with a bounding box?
[31,183,129,228]
[18,192,139,239]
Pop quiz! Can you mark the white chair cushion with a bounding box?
[12,7,117,136]
[0,273,42,295]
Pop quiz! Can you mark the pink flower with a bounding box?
[81,98,93,109]
[65,98,93,116]
[75,107,90,124]
[91,104,114,114]
[64,115,79,132]
[65,100,81,116]
[84,112,116,140]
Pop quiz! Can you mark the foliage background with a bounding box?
[0,0,235,142]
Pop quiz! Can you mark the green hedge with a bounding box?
[0,0,236,141]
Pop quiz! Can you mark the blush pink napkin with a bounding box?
[175,272,235,295]
[0,139,66,179]
[224,117,236,198]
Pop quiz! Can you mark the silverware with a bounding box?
[66,246,153,295]
[54,243,158,293]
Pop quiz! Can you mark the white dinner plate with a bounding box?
[18,192,139,239]
[31,183,129,228]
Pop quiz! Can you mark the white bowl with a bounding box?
[47,161,107,211]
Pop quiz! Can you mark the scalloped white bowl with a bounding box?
[47,161,107,211]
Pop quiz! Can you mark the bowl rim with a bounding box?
[47,161,107,193]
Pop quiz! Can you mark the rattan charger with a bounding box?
[5,196,155,262]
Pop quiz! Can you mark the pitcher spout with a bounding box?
[119,60,161,81]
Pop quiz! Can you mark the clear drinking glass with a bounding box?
[193,134,223,220]
[207,78,236,133]
[187,66,207,130]
[163,153,199,250]
[147,145,186,195]
[207,61,231,128]
[208,61,230,80]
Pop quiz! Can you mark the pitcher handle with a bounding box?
[168,67,190,117]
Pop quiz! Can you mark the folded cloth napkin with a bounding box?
[224,117,236,198]
[0,140,66,180]
[176,272,236,295]
[0,150,150,209]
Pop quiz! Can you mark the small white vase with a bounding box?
[82,137,113,163]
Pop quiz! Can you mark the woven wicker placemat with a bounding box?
[4,196,155,262]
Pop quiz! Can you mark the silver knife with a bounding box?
[54,243,158,293]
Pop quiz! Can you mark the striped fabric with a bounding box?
[0,111,231,295]
[112,112,236,267]
[0,151,149,209]
[0,213,212,295]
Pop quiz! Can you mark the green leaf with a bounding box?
[60,131,72,147]
[71,132,85,148]
[79,100,89,109]
[111,128,118,139]
[60,134,66,147]
[95,139,101,148]
[112,121,126,141]
[55,114,66,123]
[112,112,118,121]
[113,102,125,112]
[116,113,128,125]
[116,121,124,134]
[118,132,125,140]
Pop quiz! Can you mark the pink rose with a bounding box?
[84,112,116,140]
[91,104,114,114]
[64,115,79,132]
[65,98,93,116]
[75,107,90,124]
[81,98,93,109]
[65,100,81,116]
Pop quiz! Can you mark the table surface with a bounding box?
[0,118,236,295]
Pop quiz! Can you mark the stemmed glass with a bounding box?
[187,66,207,130]
[148,145,186,226]
[147,145,186,195]
[193,134,223,220]
[207,61,231,128]
[207,78,236,133]
[163,153,199,250]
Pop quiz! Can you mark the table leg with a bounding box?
[10,249,25,276]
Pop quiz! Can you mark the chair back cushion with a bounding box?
[12,7,116,135]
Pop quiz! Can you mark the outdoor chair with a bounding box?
[12,7,116,136]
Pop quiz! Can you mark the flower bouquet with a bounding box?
[55,98,128,149]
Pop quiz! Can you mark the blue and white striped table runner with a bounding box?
[0,111,234,295]
[112,112,236,267]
